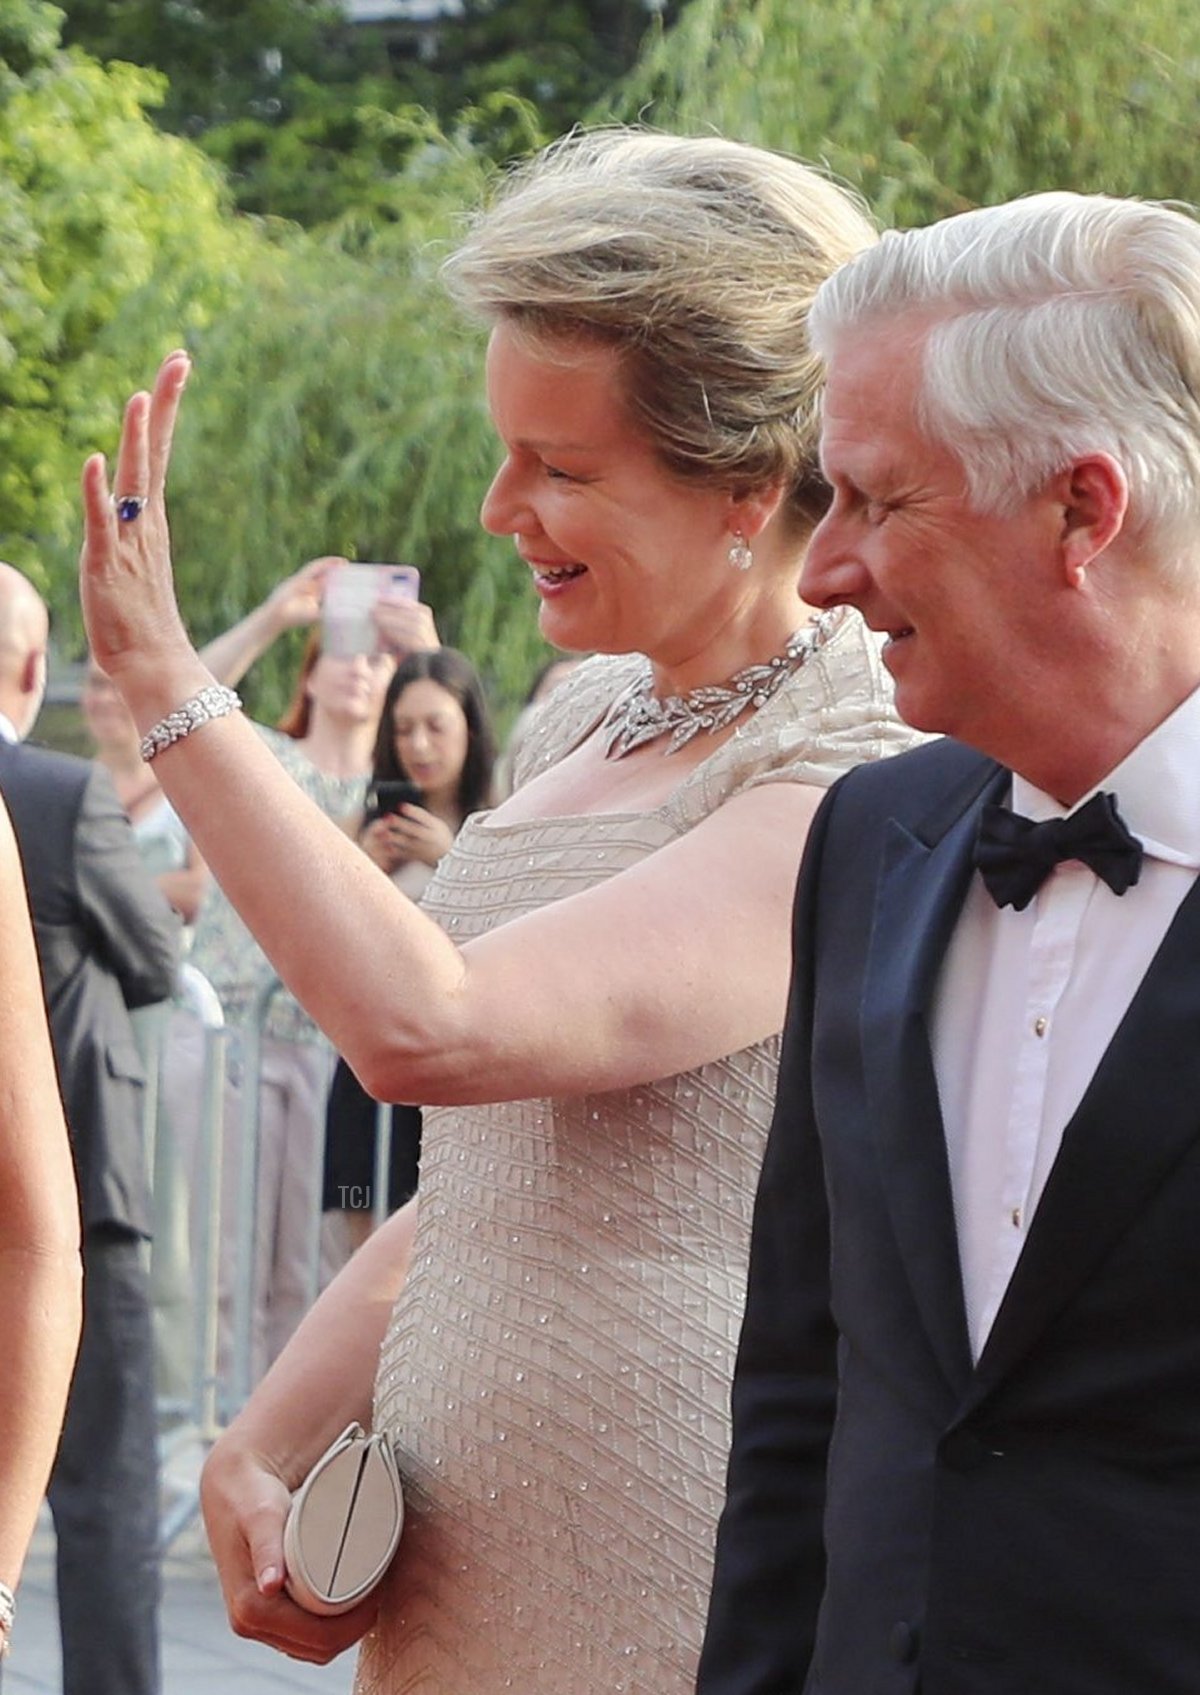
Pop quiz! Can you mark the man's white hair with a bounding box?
[809,192,1200,561]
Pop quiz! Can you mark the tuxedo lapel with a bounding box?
[969,873,1200,1402]
[860,757,1007,1398]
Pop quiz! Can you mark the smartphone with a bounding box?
[371,565,421,602]
[322,564,421,658]
[364,779,425,824]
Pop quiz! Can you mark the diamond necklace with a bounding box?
[599,608,842,760]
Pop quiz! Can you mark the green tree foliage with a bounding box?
[445,0,679,137]
[0,2,262,601]
[614,0,1200,225]
[16,0,1200,720]
[58,1,679,227]
[201,78,442,227]
[56,0,370,135]
[0,5,558,718]
[0,0,64,71]
[201,80,548,231]
[152,124,556,719]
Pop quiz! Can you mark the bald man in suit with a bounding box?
[0,564,179,1695]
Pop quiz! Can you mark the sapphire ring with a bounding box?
[113,493,147,523]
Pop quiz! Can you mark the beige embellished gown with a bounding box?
[356,612,919,1694]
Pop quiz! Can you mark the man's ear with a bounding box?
[1054,454,1129,588]
[19,645,44,700]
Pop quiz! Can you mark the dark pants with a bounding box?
[322,1055,422,1215]
[48,1226,160,1695]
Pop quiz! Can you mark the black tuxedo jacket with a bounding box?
[700,736,1200,1695]
[0,740,180,1233]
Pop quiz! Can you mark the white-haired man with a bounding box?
[700,194,1200,1695]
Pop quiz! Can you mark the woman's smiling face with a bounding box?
[479,323,745,668]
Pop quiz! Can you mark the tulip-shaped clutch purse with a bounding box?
[282,1423,404,1615]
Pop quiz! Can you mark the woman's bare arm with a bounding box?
[0,801,83,1597]
[64,652,821,1105]
[80,355,824,1107]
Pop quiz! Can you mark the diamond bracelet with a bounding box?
[139,684,242,764]
[0,1579,14,1656]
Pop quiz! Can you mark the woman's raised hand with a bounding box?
[261,556,343,637]
[373,594,439,659]
[79,350,195,688]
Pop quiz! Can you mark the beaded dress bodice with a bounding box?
[356,613,921,1695]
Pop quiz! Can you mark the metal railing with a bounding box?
[155,963,230,1547]
[145,967,398,1545]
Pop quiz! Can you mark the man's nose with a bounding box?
[799,515,869,609]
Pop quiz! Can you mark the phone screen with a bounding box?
[322,564,420,657]
[365,779,424,823]
[379,565,421,601]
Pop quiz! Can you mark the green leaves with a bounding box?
[0,28,257,594]
[11,0,1200,717]
[159,147,554,719]
[615,0,1200,228]
[0,0,63,80]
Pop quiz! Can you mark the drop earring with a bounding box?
[728,531,753,572]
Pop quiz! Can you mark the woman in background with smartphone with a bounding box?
[164,560,438,1392]
[323,648,497,1263]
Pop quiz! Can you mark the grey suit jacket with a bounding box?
[702,735,1200,1695]
[0,739,180,1233]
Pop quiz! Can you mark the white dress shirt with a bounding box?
[932,685,1200,1359]
[0,711,18,744]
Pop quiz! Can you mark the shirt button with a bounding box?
[1034,1015,1048,1037]
[1011,1207,1022,1229]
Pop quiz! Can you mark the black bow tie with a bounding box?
[972,790,1144,911]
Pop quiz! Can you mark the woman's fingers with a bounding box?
[78,353,199,685]
[239,1487,289,1595]
[267,556,345,630]
[111,390,151,511]
[106,351,188,530]
[227,1584,381,1664]
[221,1486,379,1663]
[147,350,191,499]
[80,453,117,576]
[373,598,439,656]
[79,460,167,673]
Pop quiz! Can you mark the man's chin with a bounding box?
[891,680,952,739]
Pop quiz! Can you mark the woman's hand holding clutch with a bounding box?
[200,1435,382,1664]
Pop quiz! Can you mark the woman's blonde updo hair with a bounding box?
[443,128,877,527]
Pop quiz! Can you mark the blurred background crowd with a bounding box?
[7,0,1199,737]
